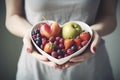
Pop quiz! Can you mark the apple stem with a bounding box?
[42,16,49,25]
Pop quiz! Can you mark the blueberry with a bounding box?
[34,29,39,34]
[33,38,37,42]
[36,37,41,41]
[71,45,78,52]
[37,37,42,43]
[57,49,63,56]
[32,31,35,35]
[36,33,41,37]
[35,40,40,46]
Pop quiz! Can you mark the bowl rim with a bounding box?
[31,20,93,65]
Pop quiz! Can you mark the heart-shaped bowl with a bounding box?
[31,20,93,65]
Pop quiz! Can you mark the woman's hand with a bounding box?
[59,0,117,70]
[23,27,63,69]
[61,30,101,69]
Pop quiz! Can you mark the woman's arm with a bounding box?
[91,0,117,36]
[5,0,63,69]
[5,0,32,37]
[63,0,117,68]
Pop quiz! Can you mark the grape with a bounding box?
[35,40,40,46]
[51,51,58,58]
[78,45,82,50]
[32,35,37,39]
[34,29,39,34]
[81,40,88,46]
[71,45,77,52]
[55,36,61,41]
[67,49,74,55]
[49,36,55,43]
[61,49,66,54]
[42,37,47,41]
[54,41,59,45]
[57,49,63,56]
[59,44,64,49]
[36,37,40,41]
[59,38,64,44]
[32,31,35,35]
[64,53,69,57]
[36,33,41,37]
[40,44,44,50]
[32,28,42,46]
[42,38,48,46]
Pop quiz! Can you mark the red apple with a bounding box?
[39,23,52,37]
[39,22,61,38]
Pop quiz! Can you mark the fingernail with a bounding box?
[93,47,96,53]
[26,48,31,53]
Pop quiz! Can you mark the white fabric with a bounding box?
[25,0,100,25]
[16,0,114,80]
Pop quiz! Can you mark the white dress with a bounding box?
[16,0,114,80]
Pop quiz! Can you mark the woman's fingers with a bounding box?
[64,62,81,68]
[45,62,60,69]
[30,51,63,69]
[30,51,48,61]
[63,49,92,68]
[69,49,92,63]
[90,30,100,54]
[69,31,100,63]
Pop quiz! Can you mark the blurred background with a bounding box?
[0,0,120,80]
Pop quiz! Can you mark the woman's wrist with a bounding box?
[23,27,32,37]
[90,24,102,37]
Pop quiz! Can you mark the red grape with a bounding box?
[42,38,48,46]
[59,44,64,49]
[49,36,55,43]
[55,36,61,41]
[51,51,58,58]
[67,49,74,55]
[59,38,64,44]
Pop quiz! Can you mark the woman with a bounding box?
[5,0,116,80]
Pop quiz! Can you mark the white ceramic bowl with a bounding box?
[31,21,93,65]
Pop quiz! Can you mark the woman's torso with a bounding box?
[16,1,115,80]
[25,0,100,25]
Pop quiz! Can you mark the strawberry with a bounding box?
[44,42,56,54]
[80,32,91,41]
[64,39,74,50]
[74,37,82,47]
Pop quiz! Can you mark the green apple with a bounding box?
[62,22,82,39]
